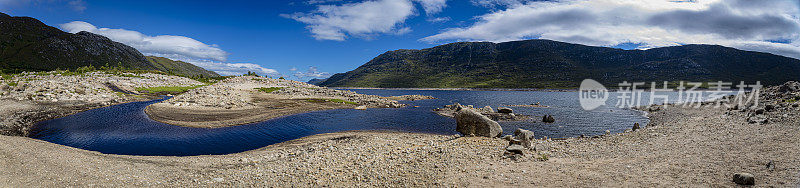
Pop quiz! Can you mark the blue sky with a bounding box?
[2,0,800,81]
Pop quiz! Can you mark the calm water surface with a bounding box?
[31,90,716,156]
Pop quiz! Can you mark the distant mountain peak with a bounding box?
[321,39,800,88]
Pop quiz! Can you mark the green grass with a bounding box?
[255,87,283,93]
[135,85,205,94]
[304,98,358,105]
[7,82,18,87]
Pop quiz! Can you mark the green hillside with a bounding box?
[320,39,800,88]
[0,12,218,78]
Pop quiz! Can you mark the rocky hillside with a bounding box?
[145,56,219,78]
[320,39,800,88]
[0,12,219,77]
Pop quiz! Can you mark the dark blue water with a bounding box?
[31,90,713,156]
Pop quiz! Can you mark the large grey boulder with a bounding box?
[733,173,755,185]
[455,108,502,137]
[513,128,535,148]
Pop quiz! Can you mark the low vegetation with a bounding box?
[256,87,283,93]
[136,85,206,94]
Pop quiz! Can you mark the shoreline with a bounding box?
[3,99,798,186]
[1,80,798,186]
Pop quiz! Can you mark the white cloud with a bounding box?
[60,21,279,76]
[470,0,523,9]
[61,21,228,61]
[68,0,86,12]
[293,66,331,80]
[284,0,442,41]
[163,55,280,77]
[424,0,800,59]
[413,0,447,15]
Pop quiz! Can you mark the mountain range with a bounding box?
[319,39,800,88]
[0,12,218,78]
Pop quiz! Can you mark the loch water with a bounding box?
[31,90,721,156]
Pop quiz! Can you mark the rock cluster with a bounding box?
[274,87,403,108]
[729,81,800,124]
[0,71,202,136]
[454,108,502,137]
[385,95,436,101]
[542,115,555,123]
[434,103,528,121]
[0,71,201,103]
[162,76,404,110]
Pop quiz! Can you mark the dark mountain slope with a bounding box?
[0,12,219,77]
[320,39,800,88]
[145,56,219,78]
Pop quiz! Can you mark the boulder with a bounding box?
[778,81,800,92]
[354,105,367,110]
[732,173,755,185]
[542,115,555,123]
[482,106,494,113]
[505,144,525,155]
[454,108,503,137]
[632,123,641,131]
[513,128,535,148]
[497,107,513,114]
[765,104,775,111]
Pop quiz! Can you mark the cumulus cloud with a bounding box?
[60,21,279,76]
[61,21,228,61]
[470,0,523,8]
[413,0,448,15]
[293,66,331,80]
[424,0,800,59]
[284,0,448,40]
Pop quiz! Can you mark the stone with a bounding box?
[497,107,513,114]
[632,123,641,131]
[732,173,755,185]
[778,81,800,92]
[765,104,775,111]
[513,128,535,148]
[482,106,494,113]
[354,105,367,110]
[542,115,555,123]
[505,144,525,155]
[748,115,768,124]
[755,108,765,115]
[793,103,799,108]
[454,108,503,137]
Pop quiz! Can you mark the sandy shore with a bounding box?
[2,83,799,186]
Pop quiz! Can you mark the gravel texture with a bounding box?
[0,71,201,136]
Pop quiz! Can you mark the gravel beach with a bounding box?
[1,81,798,186]
[144,76,407,128]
